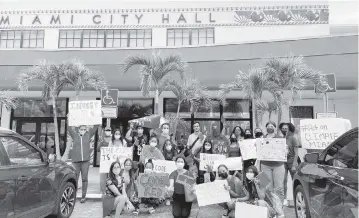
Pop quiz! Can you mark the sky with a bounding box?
[0,0,358,25]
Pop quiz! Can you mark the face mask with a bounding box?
[113,168,121,175]
[178,145,185,150]
[166,145,172,151]
[219,172,228,179]
[105,131,111,136]
[114,135,121,140]
[124,165,131,171]
[137,129,144,134]
[79,130,86,135]
[266,128,275,134]
[281,130,287,136]
[230,138,237,143]
[246,172,254,180]
[144,169,153,174]
[162,129,169,134]
[176,162,185,170]
[150,142,157,147]
[204,145,211,151]
[255,132,263,138]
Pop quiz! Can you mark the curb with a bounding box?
[76,193,102,200]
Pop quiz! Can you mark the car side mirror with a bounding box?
[304,153,319,164]
[48,154,56,163]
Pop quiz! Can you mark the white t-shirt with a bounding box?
[187,133,206,155]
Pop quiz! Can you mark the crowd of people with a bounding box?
[68,119,300,218]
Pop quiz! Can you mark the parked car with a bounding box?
[293,127,358,218]
[0,128,77,218]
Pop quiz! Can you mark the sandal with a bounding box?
[148,207,155,214]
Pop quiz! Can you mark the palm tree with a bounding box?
[256,100,278,123]
[218,68,278,127]
[262,54,328,125]
[0,90,19,110]
[122,50,187,114]
[18,59,107,159]
[164,75,212,136]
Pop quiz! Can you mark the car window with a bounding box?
[324,131,358,169]
[0,136,43,165]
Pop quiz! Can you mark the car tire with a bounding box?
[294,185,311,218]
[55,182,76,218]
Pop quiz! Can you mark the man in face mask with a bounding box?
[67,124,100,203]
[158,123,171,152]
[207,125,230,155]
[131,125,148,162]
[98,126,112,192]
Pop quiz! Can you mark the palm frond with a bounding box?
[0,90,19,110]
[218,81,242,105]
[122,55,151,74]
[154,53,187,82]
[140,67,152,97]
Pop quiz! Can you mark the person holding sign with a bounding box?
[109,129,128,147]
[163,139,178,161]
[67,124,100,203]
[103,161,135,218]
[139,136,165,165]
[254,128,264,138]
[158,123,171,152]
[259,121,286,204]
[217,164,249,218]
[194,140,217,184]
[98,126,113,193]
[167,156,196,218]
[128,125,148,162]
[244,129,254,139]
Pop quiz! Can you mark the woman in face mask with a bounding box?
[109,129,127,147]
[254,128,264,138]
[163,139,178,161]
[158,123,171,151]
[103,161,134,218]
[139,136,165,165]
[258,121,286,208]
[138,159,164,214]
[244,129,253,139]
[167,157,195,218]
[217,164,249,218]
[99,126,112,192]
[194,140,216,184]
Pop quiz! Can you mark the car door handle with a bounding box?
[18,176,29,181]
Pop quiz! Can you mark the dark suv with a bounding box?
[293,127,358,218]
[0,128,77,218]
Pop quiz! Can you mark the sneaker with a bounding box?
[165,199,171,206]
[148,207,155,214]
[283,199,289,207]
[80,198,86,203]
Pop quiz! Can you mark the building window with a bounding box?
[0,30,44,49]
[163,98,252,140]
[167,28,214,46]
[59,29,152,48]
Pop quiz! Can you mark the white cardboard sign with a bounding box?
[68,100,102,126]
[100,147,133,173]
[300,118,350,149]
[235,202,267,218]
[256,138,287,162]
[199,153,226,171]
[213,157,243,171]
[195,180,231,207]
[152,160,177,174]
[239,139,257,160]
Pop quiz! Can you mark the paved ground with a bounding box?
[69,199,296,218]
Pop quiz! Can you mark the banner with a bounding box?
[213,157,243,171]
[235,202,267,218]
[300,118,350,149]
[256,138,287,162]
[68,100,102,126]
[195,180,231,207]
[152,160,177,174]
[100,147,133,173]
[137,173,169,198]
[239,139,257,160]
[199,153,226,171]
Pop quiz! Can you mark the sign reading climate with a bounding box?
[0,6,329,28]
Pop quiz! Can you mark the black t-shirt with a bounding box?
[132,134,148,162]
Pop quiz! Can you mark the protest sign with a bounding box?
[152,160,177,174]
[235,202,267,218]
[256,138,287,162]
[199,153,226,171]
[300,118,349,149]
[100,147,133,173]
[176,171,196,186]
[195,180,231,207]
[204,173,211,183]
[137,173,169,198]
[213,157,243,171]
[68,100,102,126]
[239,139,257,160]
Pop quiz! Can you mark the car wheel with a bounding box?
[294,185,311,218]
[56,182,76,218]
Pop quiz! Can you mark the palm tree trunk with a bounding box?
[277,106,282,131]
[52,96,61,158]
[269,111,272,120]
[154,89,159,115]
[253,98,259,127]
[173,100,181,138]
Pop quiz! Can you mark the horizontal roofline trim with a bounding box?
[0,5,329,14]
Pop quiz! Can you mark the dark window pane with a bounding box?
[222,120,251,137]
[117,99,153,118]
[13,99,67,117]
[195,100,220,118]
[164,98,191,118]
[194,120,221,136]
[223,99,250,119]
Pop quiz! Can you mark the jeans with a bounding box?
[73,160,90,198]
[100,173,108,193]
[283,162,294,199]
[172,193,192,218]
[260,163,285,202]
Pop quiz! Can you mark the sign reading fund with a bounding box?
[300,118,350,149]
